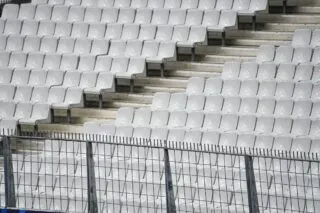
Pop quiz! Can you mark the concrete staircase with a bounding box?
[36,1,320,133]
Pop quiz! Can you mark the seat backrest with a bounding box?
[150,110,169,127]
[0,52,10,67]
[215,0,233,10]
[222,61,241,79]
[88,23,106,39]
[105,23,123,39]
[74,38,92,55]
[168,111,187,128]
[131,0,148,8]
[168,93,187,111]
[168,8,187,25]
[151,92,171,110]
[222,96,240,113]
[0,102,16,119]
[218,10,237,28]
[6,35,24,52]
[292,100,312,117]
[108,40,126,56]
[14,85,34,102]
[121,24,140,40]
[114,0,131,8]
[65,0,82,6]
[232,0,250,10]
[292,47,313,64]
[181,0,199,9]
[84,7,102,23]
[54,22,72,37]
[46,70,64,86]
[51,5,69,22]
[68,6,85,22]
[151,8,170,25]
[78,55,96,72]
[37,20,55,37]
[71,22,89,38]
[94,55,112,72]
[258,80,276,97]
[31,103,50,119]
[185,9,203,26]
[204,77,222,95]
[28,70,47,86]
[186,94,205,112]
[311,29,320,48]
[34,4,53,21]
[186,77,205,95]
[148,0,164,8]
[141,40,159,57]
[40,36,58,53]
[274,46,294,64]
[138,24,156,40]
[19,4,36,20]
[110,57,129,74]
[0,84,15,101]
[204,95,223,112]
[256,45,276,63]
[43,53,61,70]
[115,107,134,126]
[31,86,49,103]
[79,72,98,88]
[4,19,22,35]
[21,20,39,36]
[0,68,13,84]
[101,8,119,23]
[2,4,19,19]
[221,79,241,96]
[125,40,143,57]
[257,63,276,80]
[274,99,293,117]
[276,63,296,81]
[133,107,151,127]
[155,25,173,41]
[60,54,78,70]
[275,81,294,98]
[134,8,152,24]
[91,39,109,55]
[63,71,81,87]
[157,41,176,59]
[26,53,45,70]
[239,97,258,114]
[117,8,135,24]
[14,102,33,120]
[198,0,216,9]
[81,0,98,7]
[239,62,258,80]
[292,29,312,48]
[9,52,27,69]
[172,25,189,42]
[164,0,181,8]
[257,98,275,115]
[294,64,313,81]
[220,114,239,132]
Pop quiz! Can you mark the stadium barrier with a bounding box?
[0,131,319,213]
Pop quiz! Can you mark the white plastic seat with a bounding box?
[275,81,294,98]
[11,69,30,85]
[117,8,135,24]
[132,108,151,127]
[204,77,223,95]
[311,29,320,48]
[124,40,143,57]
[273,117,292,135]
[151,9,170,25]
[46,70,65,86]
[114,0,131,8]
[237,115,256,133]
[186,77,205,95]
[155,25,173,41]
[78,55,96,72]
[311,84,320,101]
[256,45,276,63]
[40,36,58,53]
[131,0,148,8]
[179,25,207,47]
[222,96,240,114]
[121,24,140,40]
[186,94,205,112]
[291,118,311,136]
[168,93,187,111]
[26,53,45,70]
[274,99,293,117]
[310,119,320,138]
[221,61,241,80]
[181,0,199,9]
[62,71,80,87]
[30,86,49,103]
[65,0,81,6]
[215,0,233,10]
[81,0,97,7]
[14,102,33,120]
[0,84,15,101]
[57,37,75,54]
[43,53,61,70]
[257,98,275,116]
[109,56,129,75]
[19,4,36,20]
[0,68,13,84]
[21,20,39,36]
[19,103,51,125]
[239,80,258,97]
[0,52,10,67]
[168,9,186,26]
[54,22,72,37]
[37,20,55,37]
[84,7,102,23]
[292,47,313,64]
[172,25,189,42]
[214,10,237,32]
[221,79,241,96]
[134,8,152,24]
[257,81,276,97]
[219,114,238,132]
[203,95,223,113]
[293,82,312,100]
[294,64,313,81]
[276,63,296,81]
[147,0,164,8]
[60,54,78,71]
[202,10,220,28]
[71,22,89,38]
[239,97,258,114]
[9,52,27,69]
[232,0,250,11]
[14,85,34,102]
[101,8,119,23]
[274,46,294,64]
[68,6,85,22]
[141,40,159,58]
[87,23,106,39]
[255,135,274,149]
[34,4,53,21]
[237,133,255,148]
[94,55,112,72]
[185,112,204,129]
[167,111,187,128]
[28,70,47,86]
[138,24,156,40]
[84,72,114,94]
[48,0,65,5]
[241,0,268,16]
[239,62,258,80]
[91,39,109,55]
[292,29,312,48]
[255,116,274,134]
[74,38,92,55]
[147,41,176,63]
[198,0,216,9]
[164,0,181,8]
[79,72,98,89]
[151,92,171,110]
[4,19,22,35]
[117,56,146,78]
[6,35,24,52]
[52,87,83,109]
[51,5,69,22]
[104,24,123,40]
[311,102,320,119]
[2,4,19,19]
[150,110,169,128]
[47,87,66,105]
[0,102,16,119]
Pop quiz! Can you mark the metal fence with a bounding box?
[0,131,319,213]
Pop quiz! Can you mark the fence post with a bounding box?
[86,140,98,213]
[244,155,259,213]
[164,143,176,213]
[3,135,16,208]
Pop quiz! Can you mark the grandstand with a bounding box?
[0,0,319,212]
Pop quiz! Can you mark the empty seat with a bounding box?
[258,81,276,97]
[150,110,169,128]
[185,112,204,129]
[312,47,320,65]
[40,36,58,53]
[233,0,250,11]
[214,10,237,31]
[74,38,92,55]
[202,113,221,131]
[0,84,15,101]
[181,0,199,9]
[94,55,112,72]
[46,70,65,86]
[222,61,241,80]
[151,92,171,110]
[179,25,207,47]
[21,20,39,36]
[186,77,205,95]
[292,118,311,136]
[104,23,123,39]
[292,47,313,64]
[222,96,240,113]
[239,0,268,16]
[53,87,83,109]
[35,4,53,21]
[147,41,177,63]
[14,85,33,102]
[275,81,294,98]
[81,0,97,7]
[239,62,258,80]
[203,95,223,113]
[255,116,274,134]
[61,71,80,87]
[198,0,216,9]
[219,114,238,132]
[121,24,140,40]
[6,35,24,52]
[30,86,49,103]
[276,63,296,81]
[239,97,258,114]
[51,5,69,22]
[204,77,222,95]
[0,68,13,84]
[72,23,89,38]
[117,8,135,24]
[124,40,143,57]
[167,111,187,128]
[84,7,102,23]
[239,80,258,97]
[43,53,61,70]
[134,8,152,24]
[132,108,151,127]
[155,25,173,41]
[295,64,313,81]
[168,9,186,25]
[117,56,146,78]
[221,79,241,96]
[138,24,156,40]
[2,4,19,19]
[84,72,114,94]
[88,24,106,39]
[101,8,119,23]
[274,99,293,117]
[49,0,65,5]
[172,25,189,42]
[293,82,312,100]
[141,40,159,58]
[79,72,98,89]
[311,102,320,119]
[237,115,256,133]
[4,19,22,35]
[37,20,55,37]
[0,102,16,119]
[151,9,170,25]
[78,55,96,72]
[148,0,164,8]
[292,29,312,48]
[186,94,205,112]
[292,100,312,117]
[131,0,148,8]
[19,4,36,20]
[215,0,233,10]
[60,54,78,71]
[91,39,109,55]
[168,93,187,111]
[114,0,131,8]
[26,53,45,70]
[273,117,293,135]
[24,36,41,53]
[65,0,81,6]
[0,52,10,67]
[14,102,33,120]
[256,45,276,63]
[257,98,275,116]
[19,103,51,125]
[68,6,85,22]
[9,52,27,69]
[274,46,294,64]
[29,70,47,86]
[311,29,320,48]
[54,22,72,37]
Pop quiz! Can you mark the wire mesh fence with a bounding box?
[0,131,319,213]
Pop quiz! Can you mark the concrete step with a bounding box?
[54,108,117,120]
[37,123,84,133]
[262,23,320,32]
[105,100,150,108]
[165,61,221,72]
[167,69,222,78]
[200,55,255,64]
[134,77,187,88]
[257,14,320,24]
[227,38,291,46]
[196,46,258,57]
[226,30,292,41]
[134,86,186,94]
[293,6,320,13]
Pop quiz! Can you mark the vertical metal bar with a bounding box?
[164,146,176,213]
[245,155,259,213]
[86,140,98,213]
[3,135,16,208]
